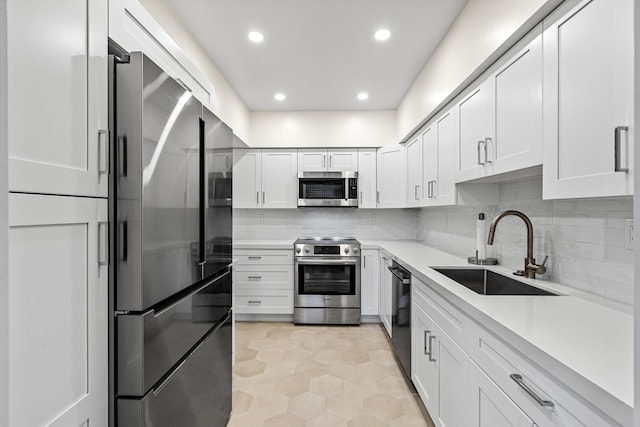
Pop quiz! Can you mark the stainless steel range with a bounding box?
[294,237,361,325]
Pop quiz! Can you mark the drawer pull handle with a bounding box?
[428,335,436,362]
[510,374,554,408]
[248,300,262,305]
[248,276,262,280]
[248,256,262,260]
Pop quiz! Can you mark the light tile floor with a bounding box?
[228,322,436,427]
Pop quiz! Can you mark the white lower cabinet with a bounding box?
[412,275,623,427]
[8,193,108,427]
[378,254,392,336]
[233,249,294,315]
[412,299,471,427]
[360,249,379,316]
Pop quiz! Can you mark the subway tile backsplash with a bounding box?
[234,176,634,306]
[417,177,634,305]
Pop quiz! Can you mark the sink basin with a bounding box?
[432,268,558,296]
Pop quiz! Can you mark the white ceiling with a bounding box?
[166,0,469,111]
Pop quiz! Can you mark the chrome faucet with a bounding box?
[487,210,548,279]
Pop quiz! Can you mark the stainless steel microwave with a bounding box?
[298,171,358,207]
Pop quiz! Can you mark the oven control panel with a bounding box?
[294,243,360,257]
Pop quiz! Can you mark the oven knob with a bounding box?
[353,247,359,254]
[304,247,310,254]
[344,248,350,254]
[296,247,301,254]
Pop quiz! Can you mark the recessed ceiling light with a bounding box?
[274,93,286,101]
[357,92,369,101]
[248,31,264,43]
[374,29,391,41]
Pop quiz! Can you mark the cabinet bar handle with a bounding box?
[424,330,430,355]
[262,191,266,204]
[98,221,109,266]
[477,140,485,165]
[614,126,629,172]
[323,155,326,168]
[510,374,554,408]
[428,335,436,362]
[414,185,419,200]
[98,129,109,176]
[248,256,262,260]
[248,300,262,305]
[363,255,366,269]
[484,137,492,164]
[256,191,260,204]
[248,276,262,280]
[376,191,380,204]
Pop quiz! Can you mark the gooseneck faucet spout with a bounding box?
[487,210,548,279]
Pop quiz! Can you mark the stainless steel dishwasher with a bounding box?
[389,261,411,379]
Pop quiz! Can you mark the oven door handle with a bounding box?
[295,257,358,266]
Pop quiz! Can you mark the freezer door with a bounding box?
[118,312,232,427]
[115,52,204,311]
[117,268,231,396]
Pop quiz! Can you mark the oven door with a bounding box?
[294,257,361,308]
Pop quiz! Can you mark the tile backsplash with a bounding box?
[418,177,634,305]
[233,208,418,241]
[234,176,634,306]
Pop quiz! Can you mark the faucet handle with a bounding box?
[529,255,548,275]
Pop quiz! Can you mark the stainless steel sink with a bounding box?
[432,268,558,296]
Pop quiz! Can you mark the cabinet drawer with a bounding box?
[470,324,618,427]
[234,292,293,315]
[413,277,466,345]
[234,270,291,285]
[234,252,293,265]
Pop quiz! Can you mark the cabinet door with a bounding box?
[494,29,543,175]
[435,109,457,206]
[376,145,407,208]
[455,78,495,182]
[261,149,298,208]
[233,150,262,208]
[298,149,327,171]
[412,304,439,416]
[360,249,379,316]
[434,326,472,427]
[357,149,377,208]
[8,0,108,197]
[378,255,392,337]
[543,0,633,199]
[8,193,108,427]
[405,137,423,207]
[328,149,358,171]
[422,126,438,207]
[470,363,535,427]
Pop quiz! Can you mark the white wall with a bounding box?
[418,177,634,306]
[397,0,560,140]
[0,0,8,423]
[249,111,396,148]
[136,0,251,142]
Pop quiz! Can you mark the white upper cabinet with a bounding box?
[298,149,358,172]
[233,150,262,208]
[431,109,457,206]
[7,0,108,197]
[494,28,543,175]
[377,145,407,208]
[261,150,298,208]
[405,137,424,207]
[455,77,495,182]
[233,149,298,208]
[543,0,633,199]
[357,149,377,209]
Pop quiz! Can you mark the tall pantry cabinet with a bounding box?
[5,1,109,426]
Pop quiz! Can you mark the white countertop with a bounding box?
[233,238,633,423]
[363,240,633,425]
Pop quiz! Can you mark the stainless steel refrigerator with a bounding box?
[109,50,233,427]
